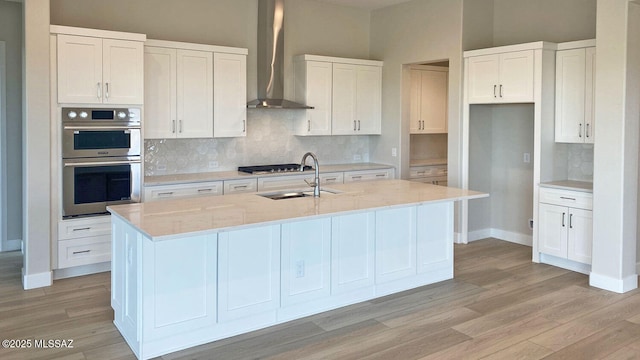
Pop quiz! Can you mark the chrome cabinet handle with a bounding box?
[560,196,576,201]
[562,212,566,227]
[308,119,311,132]
[72,250,91,255]
[72,227,91,232]
[97,82,101,100]
[197,188,213,193]
[233,185,248,190]
[586,123,590,138]
[569,213,573,229]
[105,82,110,100]
[358,120,361,131]
[353,120,357,131]
[172,120,176,133]
[243,120,246,133]
[179,120,183,133]
[493,85,497,98]
[579,124,582,138]
[158,192,174,196]
[499,84,503,97]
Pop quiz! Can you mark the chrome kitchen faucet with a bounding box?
[300,152,320,197]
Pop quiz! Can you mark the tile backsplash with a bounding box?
[567,143,594,182]
[144,109,371,176]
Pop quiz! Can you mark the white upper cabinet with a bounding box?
[57,34,144,104]
[213,52,247,138]
[332,63,382,135]
[145,46,213,138]
[467,50,534,104]
[294,55,382,136]
[409,67,448,134]
[294,60,333,136]
[144,40,248,139]
[555,46,596,143]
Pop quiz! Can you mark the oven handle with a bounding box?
[64,159,141,167]
[64,125,141,131]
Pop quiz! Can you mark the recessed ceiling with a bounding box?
[312,0,414,10]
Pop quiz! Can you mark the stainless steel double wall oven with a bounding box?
[62,107,141,218]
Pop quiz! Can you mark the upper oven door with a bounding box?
[62,125,141,158]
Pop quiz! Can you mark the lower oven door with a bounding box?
[62,156,141,218]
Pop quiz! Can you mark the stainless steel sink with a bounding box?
[258,188,342,200]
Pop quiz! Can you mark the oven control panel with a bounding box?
[62,107,140,123]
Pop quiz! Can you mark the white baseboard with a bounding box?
[540,253,591,275]
[467,228,532,246]
[21,268,52,289]
[53,261,110,280]
[589,271,638,293]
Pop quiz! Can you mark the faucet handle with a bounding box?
[304,179,317,187]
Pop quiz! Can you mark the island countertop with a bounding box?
[108,180,486,241]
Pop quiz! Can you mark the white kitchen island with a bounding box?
[107,180,486,359]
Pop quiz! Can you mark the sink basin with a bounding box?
[258,188,342,200]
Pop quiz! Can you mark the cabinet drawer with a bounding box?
[58,216,111,241]
[539,187,592,210]
[320,172,344,185]
[144,181,223,201]
[58,235,111,269]
[410,165,447,179]
[224,178,258,194]
[412,176,448,186]
[344,169,394,183]
[258,174,312,191]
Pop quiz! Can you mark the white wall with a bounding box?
[0,0,23,250]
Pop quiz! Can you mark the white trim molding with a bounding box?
[22,268,52,289]
[467,228,533,246]
[589,271,638,293]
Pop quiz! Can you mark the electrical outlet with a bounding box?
[157,164,167,171]
[392,147,397,157]
[295,261,305,278]
[209,161,219,169]
[353,154,362,161]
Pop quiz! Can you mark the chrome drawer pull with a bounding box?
[72,227,91,232]
[560,196,576,201]
[72,250,91,255]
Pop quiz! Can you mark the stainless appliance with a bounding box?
[62,107,141,218]
[238,163,312,174]
[62,107,141,158]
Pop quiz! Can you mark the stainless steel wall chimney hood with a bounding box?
[247,0,313,109]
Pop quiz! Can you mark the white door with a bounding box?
[176,49,213,138]
[356,65,382,134]
[538,203,568,258]
[466,54,500,103]
[567,208,593,264]
[102,39,144,104]
[420,69,448,133]
[57,34,103,104]
[331,63,358,135]
[499,50,534,102]
[144,47,177,139]
[213,52,247,137]
[555,48,586,143]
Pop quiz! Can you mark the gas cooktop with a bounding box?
[238,163,313,175]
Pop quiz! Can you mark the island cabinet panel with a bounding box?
[417,202,454,274]
[141,234,217,341]
[375,207,417,283]
[281,218,331,307]
[331,212,375,295]
[218,225,281,322]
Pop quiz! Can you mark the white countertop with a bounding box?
[109,179,486,241]
[539,180,593,193]
[145,162,394,186]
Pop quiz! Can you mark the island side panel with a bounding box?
[417,202,454,277]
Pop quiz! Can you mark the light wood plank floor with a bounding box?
[2,239,640,359]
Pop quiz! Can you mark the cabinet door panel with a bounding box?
[218,225,280,322]
[420,70,448,133]
[281,218,331,306]
[585,47,596,144]
[303,61,333,135]
[409,70,422,133]
[214,52,247,138]
[57,34,103,104]
[467,54,500,104]
[499,50,534,102]
[176,50,213,138]
[555,48,586,143]
[331,212,375,294]
[332,64,358,134]
[356,65,382,134]
[144,47,177,139]
[376,207,416,283]
[538,203,568,258]
[102,39,144,104]
[567,208,592,264]
[417,202,453,273]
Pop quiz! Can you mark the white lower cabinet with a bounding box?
[417,202,453,274]
[57,216,112,269]
[344,168,395,183]
[375,207,416,283]
[223,178,258,194]
[281,218,331,307]
[330,212,375,295]
[143,181,223,202]
[538,187,593,266]
[218,225,281,322]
